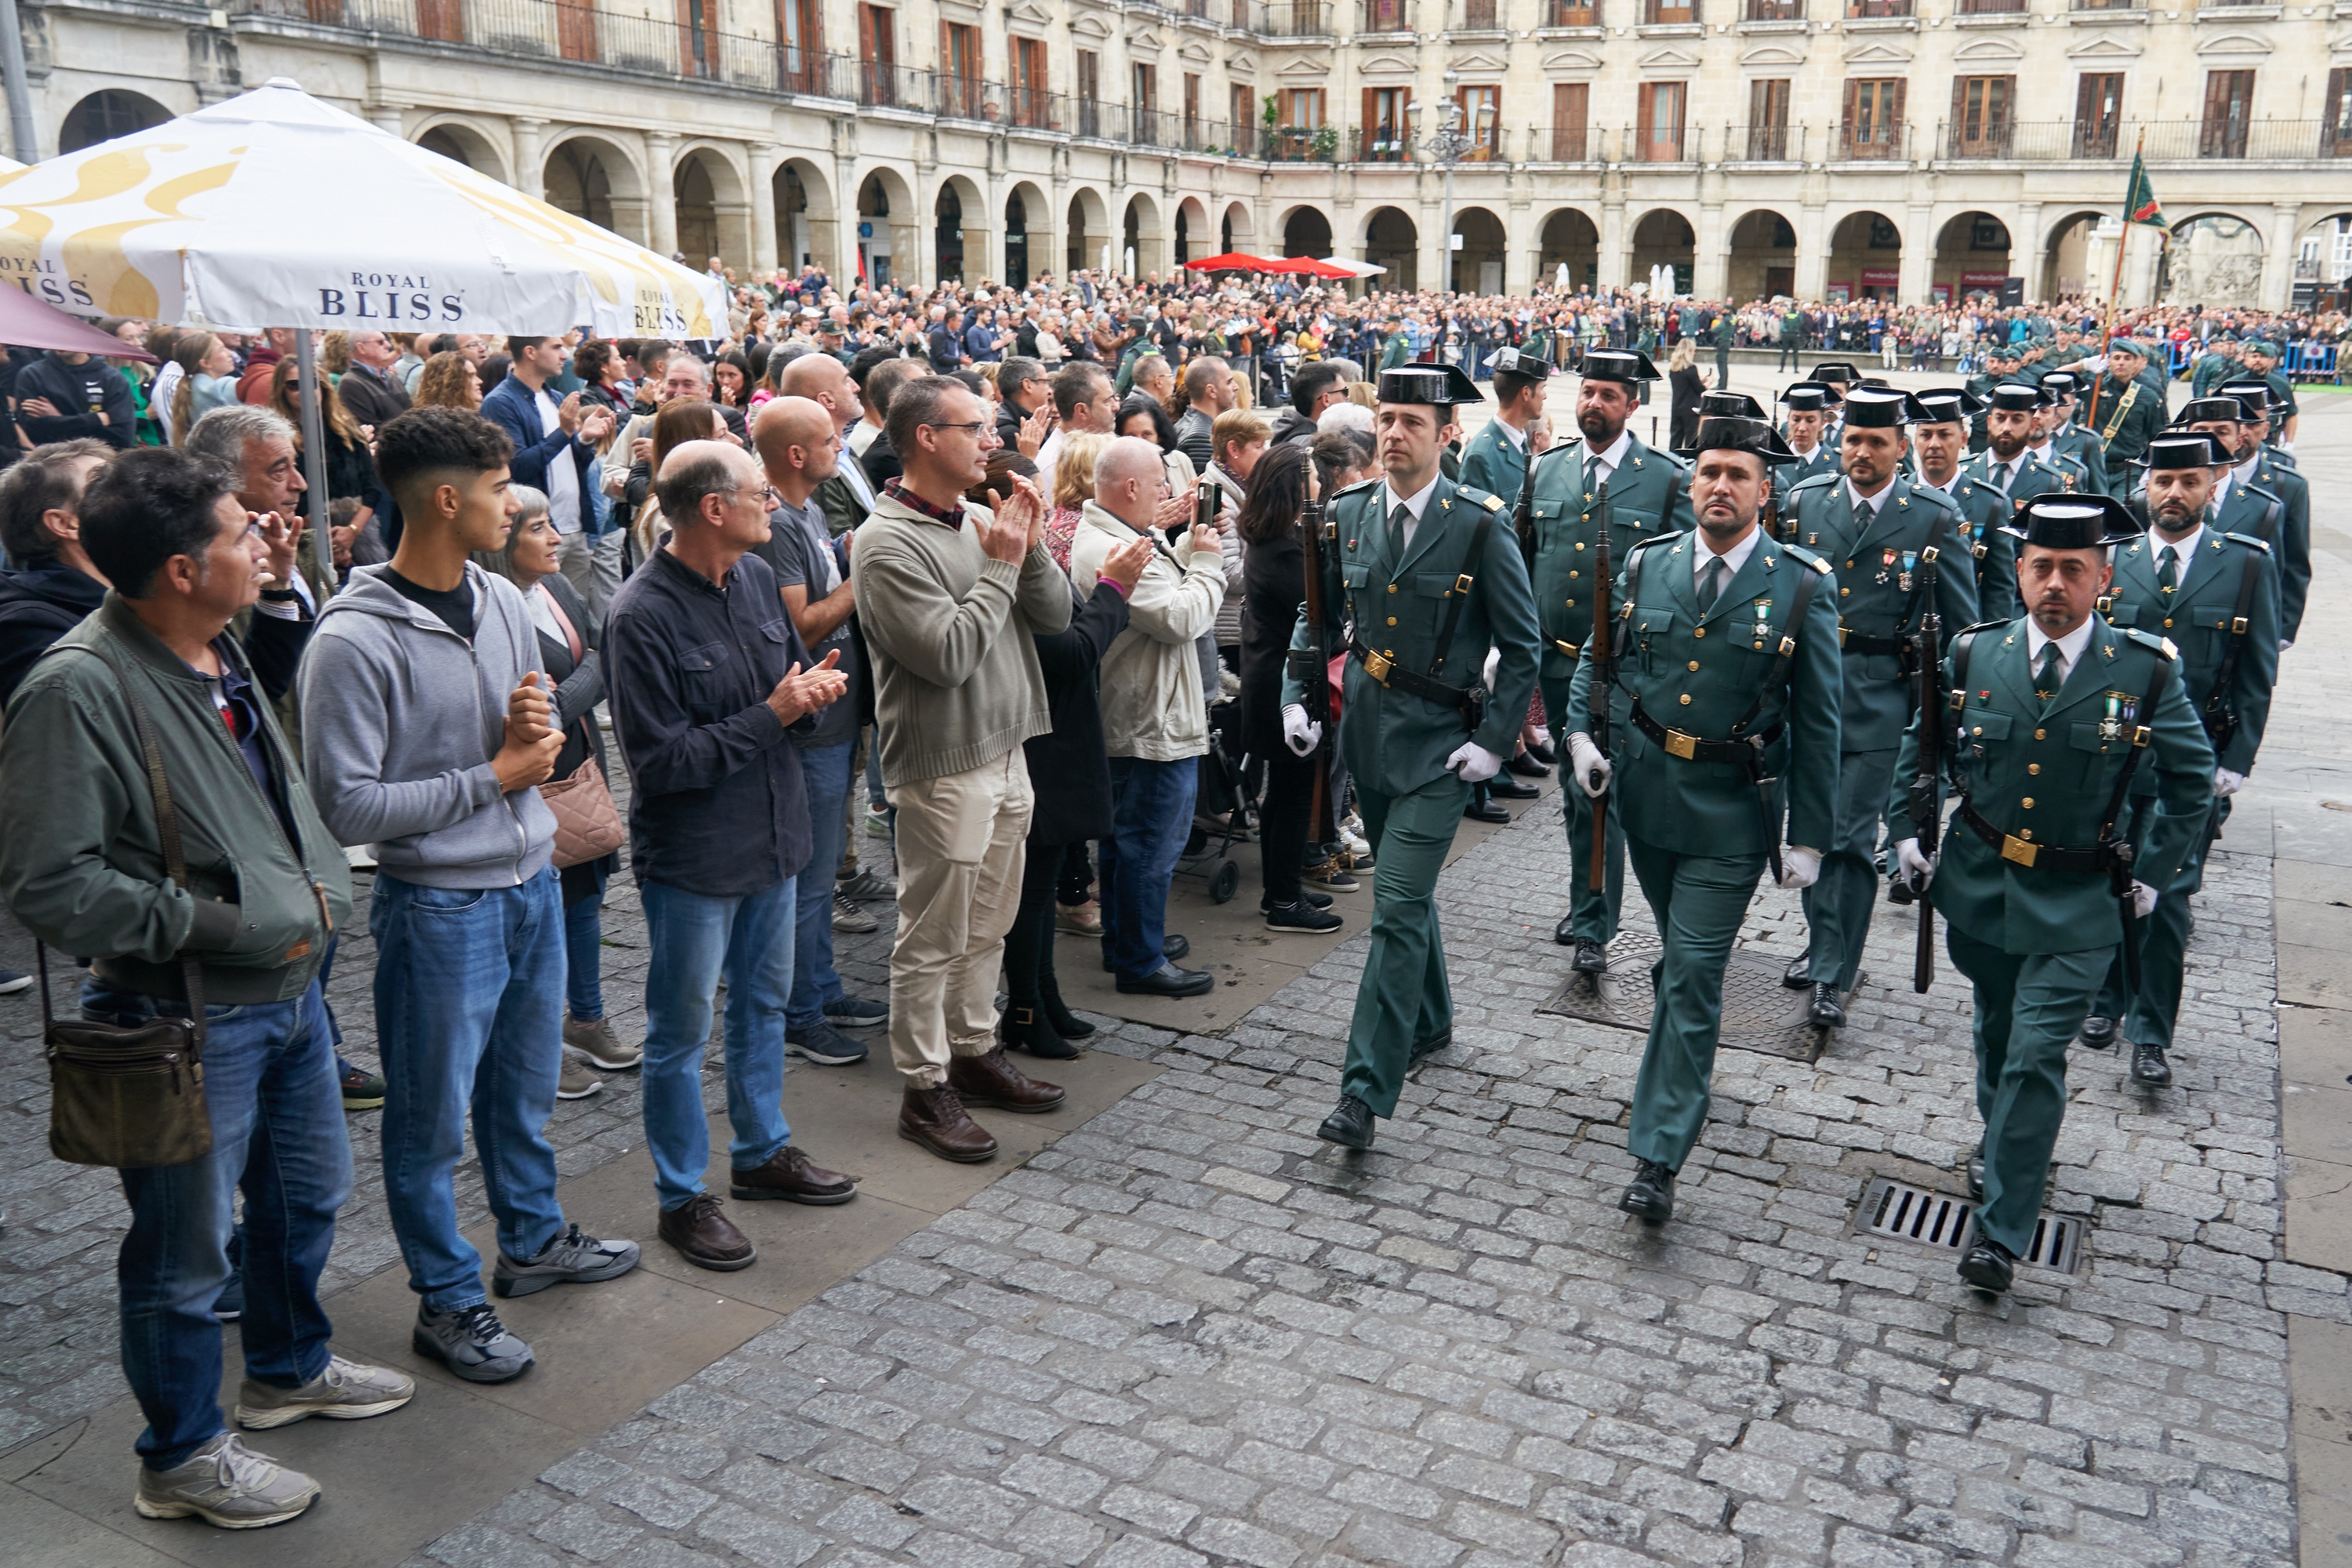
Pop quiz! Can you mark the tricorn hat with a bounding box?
[1579,348,1660,385]
[2001,495,2140,549]
[1810,361,1860,387]
[2172,397,2248,427]
[1909,387,1984,425]
[1488,345,1557,379]
[1693,415,1798,466]
[1842,387,1912,428]
[1376,363,1485,408]
[1986,383,2042,413]
[1779,380,1833,412]
[2136,431,2234,469]
[2218,380,2274,416]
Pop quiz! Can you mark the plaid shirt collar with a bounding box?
[884,478,966,529]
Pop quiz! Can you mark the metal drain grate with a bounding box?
[1855,1175,2083,1275]
[1535,938,1854,1063]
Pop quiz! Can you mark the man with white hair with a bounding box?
[1068,436,1227,998]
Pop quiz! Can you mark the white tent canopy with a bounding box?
[0,78,723,336]
[1318,257,1385,278]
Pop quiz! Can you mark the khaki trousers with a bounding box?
[885,749,1033,1084]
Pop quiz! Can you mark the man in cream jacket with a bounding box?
[1068,437,1228,998]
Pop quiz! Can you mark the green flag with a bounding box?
[2125,153,2165,228]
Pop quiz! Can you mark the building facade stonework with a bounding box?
[21,0,2352,307]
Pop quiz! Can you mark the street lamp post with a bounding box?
[1405,69,1496,295]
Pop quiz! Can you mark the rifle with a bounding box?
[1586,480,1614,891]
[1907,550,1944,993]
[1513,425,1542,572]
[1296,492,1338,850]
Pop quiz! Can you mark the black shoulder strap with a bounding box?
[2097,648,2175,838]
[2204,550,2263,746]
[1428,513,1496,681]
[1726,562,1820,739]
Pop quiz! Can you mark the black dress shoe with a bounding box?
[1163,933,1190,962]
[1409,1029,1452,1065]
[1116,963,1214,998]
[1886,874,1915,907]
[1619,1159,1675,1223]
[1783,953,1812,989]
[1464,792,1511,824]
[1505,752,1552,780]
[1316,1094,1376,1150]
[1553,913,1577,946]
[1807,981,1846,1029]
[1965,1143,1985,1202]
[2130,1040,2172,1087]
[1958,1236,2016,1293]
[1571,938,1608,975]
[1528,739,1558,766]
[1489,774,1540,800]
[2078,1015,2118,1050]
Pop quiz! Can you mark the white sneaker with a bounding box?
[235,1354,416,1430]
[557,1048,604,1100]
[134,1432,321,1528]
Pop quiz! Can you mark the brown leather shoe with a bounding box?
[657,1192,755,1271]
[731,1145,857,1206]
[898,1084,999,1163]
[947,1046,1065,1114]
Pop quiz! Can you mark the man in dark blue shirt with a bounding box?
[603,439,858,1273]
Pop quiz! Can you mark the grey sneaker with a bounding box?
[836,868,899,901]
[412,1301,535,1383]
[557,1047,604,1101]
[491,1221,641,1300]
[134,1432,319,1529]
[564,1014,641,1070]
[786,1020,868,1066]
[236,1354,416,1430]
[833,895,879,934]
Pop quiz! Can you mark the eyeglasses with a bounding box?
[921,421,989,437]
[727,483,780,505]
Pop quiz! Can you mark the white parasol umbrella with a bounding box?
[1316,257,1386,278]
[0,77,721,336]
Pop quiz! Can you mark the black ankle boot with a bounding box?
[1001,1003,1081,1060]
[1036,981,1094,1040]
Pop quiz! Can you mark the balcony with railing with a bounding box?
[2068,0,2144,10]
[1252,0,1334,31]
[1741,0,1803,17]
[1454,0,1504,29]
[1834,123,1911,160]
[1956,0,2027,13]
[1353,126,1415,162]
[1846,0,1913,16]
[1360,0,1414,31]
[1537,123,1599,161]
[1626,122,1690,162]
[1264,125,1344,161]
[1640,0,1697,24]
[1730,123,1801,161]
[1540,0,1600,21]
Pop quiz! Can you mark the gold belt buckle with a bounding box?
[1664,729,1699,760]
[1362,649,1392,683]
[1553,640,1580,658]
[2000,834,2039,868]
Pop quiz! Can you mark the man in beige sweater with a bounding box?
[851,376,1075,1162]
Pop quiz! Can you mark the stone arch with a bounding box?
[412,118,510,185]
[1826,209,1902,302]
[856,166,918,289]
[1122,191,1164,278]
[774,157,835,277]
[58,88,169,154]
[2162,211,2266,306]
[1451,205,1508,295]
[1004,178,1050,289]
[1361,206,1417,291]
[934,172,988,285]
[1537,207,1599,293]
[1066,185,1111,274]
[1175,195,1209,270]
[1221,200,1254,255]
[1279,204,1334,260]
[545,133,646,245]
[2042,209,2107,301]
[673,142,750,273]
[1726,208,1797,302]
[1933,209,2013,304]
[2299,211,2352,310]
[1629,208,1694,296]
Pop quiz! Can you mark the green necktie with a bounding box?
[1697,555,1726,611]
[1586,458,1605,499]
[1387,502,1410,562]
[2034,642,2063,706]
[2157,543,2179,593]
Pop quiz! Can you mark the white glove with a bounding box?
[1281,703,1322,758]
[1482,645,1501,691]
[2213,767,2246,799]
[1893,837,1938,892]
[2279,639,2292,654]
[1777,845,1822,891]
[2279,441,2295,456]
[2132,880,2158,919]
[1566,731,1611,799]
[1446,740,1504,784]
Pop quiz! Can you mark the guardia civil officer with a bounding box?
[2034,372,2113,497]
[2237,340,2298,450]
[1283,365,1541,1151]
[2026,383,2101,496]
[1777,383,1840,493]
[2078,433,2278,1080]
[1963,385,2073,506]
[1457,345,1556,499]
[1887,495,2213,1293]
[2081,339,2168,488]
[1563,412,1841,1224]
[1907,387,2018,619]
[1523,349,1694,968]
[1780,388,1978,1028]
[2212,383,2311,645]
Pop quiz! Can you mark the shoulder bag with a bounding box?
[533,586,625,869]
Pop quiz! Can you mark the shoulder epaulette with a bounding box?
[1954,617,2013,639]
[2122,627,2178,661]
[1788,473,1839,493]
[1625,529,1684,555]
[1530,439,1581,474]
[2243,481,2283,507]
[2223,531,2273,555]
[1805,554,1831,575]
[1450,483,1504,514]
[1334,476,1382,498]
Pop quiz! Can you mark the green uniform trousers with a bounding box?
[1542,676,1625,947]
[1944,925,2110,1256]
[1801,746,1896,993]
[2089,794,2222,1052]
[1624,833,1769,1171]
[1341,773,1472,1118]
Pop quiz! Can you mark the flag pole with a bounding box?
[2085,128,2145,433]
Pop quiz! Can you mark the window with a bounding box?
[1455,84,1500,159]
[1135,63,1157,116]
[938,21,981,117]
[1076,50,1101,137]
[677,0,717,79]
[858,5,897,106]
[2328,68,2351,156]
[2201,69,2253,158]
[1231,83,1255,152]
[1644,0,1693,20]
[557,0,598,63]
[1363,85,1410,160]
[419,0,464,42]
[1950,74,2013,156]
[1552,82,1589,160]
[1748,78,1790,158]
[1842,77,1905,158]
[1364,0,1410,31]
[1635,81,1686,161]
[1184,72,1201,136]
[1281,87,1326,128]
[1547,0,1597,20]
[1011,37,1049,129]
[2074,72,2122,158]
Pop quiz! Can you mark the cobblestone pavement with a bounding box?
[390,782,2305,1568]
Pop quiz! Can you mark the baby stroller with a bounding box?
[1175,680,1254,904]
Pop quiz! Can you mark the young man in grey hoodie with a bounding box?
[300,408,639,1385]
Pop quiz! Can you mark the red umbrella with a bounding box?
[0,285,155,360]
[1183,252,1279,272]
[1261,256,1357,280]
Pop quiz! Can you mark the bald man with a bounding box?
[782,352,878,535]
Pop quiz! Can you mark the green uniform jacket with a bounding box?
[2262,368,2298,428]
[2190,353,2235,399]
[2102,527,2278,779]
[1910,466,2019,622]
[2085,372,2166,475]
[2031,444,2100,496]
[1889,617,2213,956]
[1525,434,1694,688]
[2048,425,2112,497]
[2227,456,2311,643]
[1566,530,1843,856]
[1457,417,1530,499]
[1961,449,2073,508]
[1282,474,1542,797]
[1785,473,1980,752]
[0,595,353,1003]
[1775,445,1839,506]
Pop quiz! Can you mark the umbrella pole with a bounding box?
[294,332,337,593]
[0,0,35,163]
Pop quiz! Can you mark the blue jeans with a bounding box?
[564,893,605,1022]
[370,869,567,1312]
[90,978,349,1470]
[639,877,795,1208]
[789,741,854,1029]
[1099,756,1198,980]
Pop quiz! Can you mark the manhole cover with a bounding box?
[1536,938,1855,1063]
[1854,1174,2082,1276]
